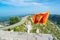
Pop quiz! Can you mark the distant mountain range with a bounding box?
[49,14,60,27]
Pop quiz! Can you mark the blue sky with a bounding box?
[0,0,60,17]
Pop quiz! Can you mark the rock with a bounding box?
[0,31,53,40]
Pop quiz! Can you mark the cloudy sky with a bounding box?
[0,0,60,17]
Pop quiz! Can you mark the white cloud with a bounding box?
[1,0,25,5]
[0,0,43,6]
[0,0,49,12]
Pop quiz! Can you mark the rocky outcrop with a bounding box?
[0,31,53,40]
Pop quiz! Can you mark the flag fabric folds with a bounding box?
[32,12,50,25]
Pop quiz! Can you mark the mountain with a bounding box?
[4,15,60,40]
[0,14,60,26]
[0,14,60,40]
[49,14,60,27]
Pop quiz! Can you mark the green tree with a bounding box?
[9,16,20,25]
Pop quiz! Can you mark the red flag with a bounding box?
[32,12,50,25]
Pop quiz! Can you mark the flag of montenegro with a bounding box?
[32,12,50,25]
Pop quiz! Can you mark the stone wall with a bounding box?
[0,31,53,40]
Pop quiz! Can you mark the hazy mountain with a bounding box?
[49,14,60,27]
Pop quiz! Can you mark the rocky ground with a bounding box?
[0,31,53,40]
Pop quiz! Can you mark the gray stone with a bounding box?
[0,31,53,40]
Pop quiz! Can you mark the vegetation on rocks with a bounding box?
[9,16,20,25]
